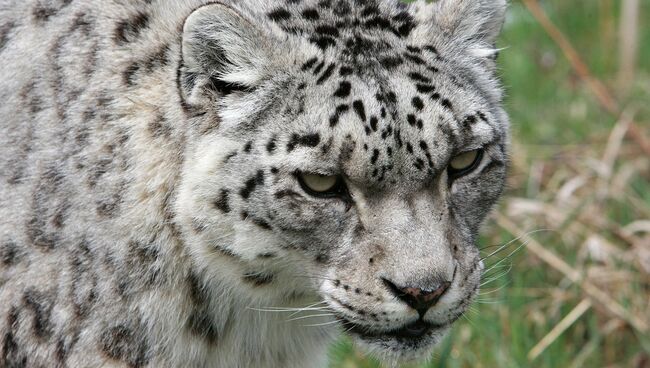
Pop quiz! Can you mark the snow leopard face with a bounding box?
[177,0,508,363]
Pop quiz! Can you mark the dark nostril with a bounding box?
[382,278,451,317]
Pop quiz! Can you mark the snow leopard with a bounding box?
[0,0,509,366]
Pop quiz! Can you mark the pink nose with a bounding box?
[383,279,451,316]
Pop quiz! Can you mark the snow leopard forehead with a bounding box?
[207,0,508,190]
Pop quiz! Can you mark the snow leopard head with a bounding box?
[177,0,508,363]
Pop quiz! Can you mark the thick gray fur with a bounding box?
[0,0,508,367]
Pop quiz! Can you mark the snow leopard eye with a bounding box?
[448,149,484,178]
[297,173,347,198]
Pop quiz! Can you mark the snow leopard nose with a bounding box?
[382,278,451,317]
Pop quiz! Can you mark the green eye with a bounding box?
[300,173,338,193]
[448,149,483,177]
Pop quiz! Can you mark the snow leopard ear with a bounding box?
[179,3,271,106]
[431,0,507,48]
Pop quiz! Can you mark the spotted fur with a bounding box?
[0,0,508,366]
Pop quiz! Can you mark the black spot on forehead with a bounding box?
[312,60,326,74]
[406,45,421,53]
[301,57,318,71]
[423,45,439,55]
[352,100,366,122]
[408,72,431,84]
[361,3,380,17]
[329,104,350,127]
[376,90,397,105]
[462,115,477,127]
[287,133,321,152]
[266,136,277,153]
[407,114,417,127]
[332,0,351,16]
[339,66,353,76]
[310,35,337,50]
[393,11,416,37]
[364,16,392,32]
[315,24,339,37]
[302,8,320,20]
[404,53,425,65]
[412,97,424,111]
[416,84,436,94]
[333,81,351,98]
[380,125,394,139]
[380,56,403,70]
[267,8,292,21]
[370,149,380,165]
[369,116,379,132]
[441,99,453,111]
[316,63,336,84]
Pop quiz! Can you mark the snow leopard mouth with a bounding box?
[338,317,440,342]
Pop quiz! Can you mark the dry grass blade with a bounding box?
[496,214,649,334]
[601,109,634,178]
[528,299,592,361]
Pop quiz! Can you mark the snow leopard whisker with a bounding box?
[480,234,535,275]
[478,283,509,295]
[479,228,550,261]
[286,313,336,323]
[482,261,513,279]
[474,298,503,304]
[247,300,330,314]
[288,273,337,282]
[481,263,512,278]
[480,265,513,287]
[247,306,330,314]
[302,320,342,328]
[460,311,477,328]
[288,301,331,317]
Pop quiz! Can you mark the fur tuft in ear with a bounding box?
[433,0,507,45]
[179,3,272,106]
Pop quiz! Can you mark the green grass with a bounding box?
[329,1,650,367]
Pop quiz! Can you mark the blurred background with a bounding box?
[330,0,650,367]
